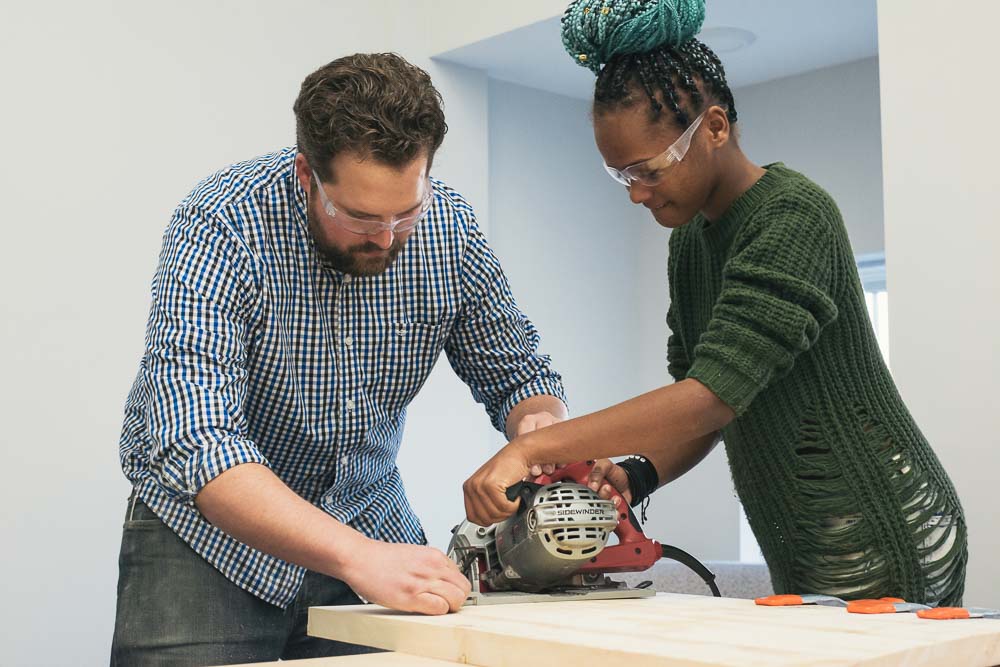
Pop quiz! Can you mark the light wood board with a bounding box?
[214,651,454,666]
[308,593,1000,666]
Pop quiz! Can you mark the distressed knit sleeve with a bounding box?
[666,229,691,383]
[686,194,840,415]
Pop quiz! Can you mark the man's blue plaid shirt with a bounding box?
[119,148,565,607]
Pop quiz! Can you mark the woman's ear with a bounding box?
[705,105,731,148]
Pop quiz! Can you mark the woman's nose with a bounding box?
[628,182,653,205]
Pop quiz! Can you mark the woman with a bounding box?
[463,0,967,605]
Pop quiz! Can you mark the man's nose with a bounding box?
[370,228,394,250]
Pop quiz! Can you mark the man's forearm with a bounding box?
[195,463,367,580]
[505,394,568,440]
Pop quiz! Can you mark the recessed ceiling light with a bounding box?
[698,27,757,53]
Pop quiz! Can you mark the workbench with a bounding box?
[303,593,1000,666]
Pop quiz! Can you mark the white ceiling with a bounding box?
[434,0,878,98]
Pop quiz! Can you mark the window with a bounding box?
[856,252,889,366]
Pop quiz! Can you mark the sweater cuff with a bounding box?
[686,356,763,417]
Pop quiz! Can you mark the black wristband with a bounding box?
[618,455,660,508]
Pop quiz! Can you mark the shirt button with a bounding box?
[341,455,349,466]
[344,336,353,348]
[343,274,352,283]
[346,398,356,411]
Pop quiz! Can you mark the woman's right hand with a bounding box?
[586,459,633,507]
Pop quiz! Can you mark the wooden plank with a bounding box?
[308,593,1000,666]
[214,651,455,666]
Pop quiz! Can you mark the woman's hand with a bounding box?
[462,442,532,526]
[587,458,634,507]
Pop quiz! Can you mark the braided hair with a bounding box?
[562,0,737,127]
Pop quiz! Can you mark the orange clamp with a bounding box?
[848,600,897,614]
[755,595,804,607]
[917,608,972,620]
[847,600,928,614]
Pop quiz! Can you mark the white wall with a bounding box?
[0,2,568,665]
[878,0,1000,607]
[426,0,568,56]
[3,5,133,665]
[487,79,642,416]
[735,57,885,255]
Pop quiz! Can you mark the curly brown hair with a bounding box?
[294,53,448,182]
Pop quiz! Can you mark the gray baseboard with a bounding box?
[618,560,773,599]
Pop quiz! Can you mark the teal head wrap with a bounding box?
[561,0,706,73]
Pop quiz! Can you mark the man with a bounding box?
[111,52,567,665]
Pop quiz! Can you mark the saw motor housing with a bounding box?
[491,480,618,591]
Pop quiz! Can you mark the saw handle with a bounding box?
[504,480,543,511]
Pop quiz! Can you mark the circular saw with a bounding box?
[448,460,721,606]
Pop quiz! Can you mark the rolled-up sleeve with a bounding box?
[444,212,566,433]
[686,195,840,416]
[141,206,266,502]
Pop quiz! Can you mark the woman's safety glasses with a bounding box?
[603,109,707,187]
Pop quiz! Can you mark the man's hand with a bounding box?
[340,538,471,615]
[587,458,633,507]
[513,410,561,436]
[514,410,564,477]
[463,443,532,526]
[505,396,567,438]
[197,465,470,616]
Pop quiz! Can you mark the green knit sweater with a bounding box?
[667,164,967,605]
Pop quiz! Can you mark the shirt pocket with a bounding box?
[370,320,446,416]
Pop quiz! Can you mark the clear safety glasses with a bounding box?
[312,170,433,236]
[603,109,707,187]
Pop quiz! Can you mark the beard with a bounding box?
[306,195,406,277]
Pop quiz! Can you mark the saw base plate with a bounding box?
[464,585,655,606]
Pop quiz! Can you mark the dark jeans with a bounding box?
[110,494,380,666]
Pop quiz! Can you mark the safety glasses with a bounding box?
[603,109,707,187]
[312,170,433,236]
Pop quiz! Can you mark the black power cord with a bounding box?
[660,544,722,597]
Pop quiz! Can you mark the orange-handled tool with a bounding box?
[756,594,904,608]
[847,600,930,614]
[756,594,841,607]
[917,607,1000,620]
